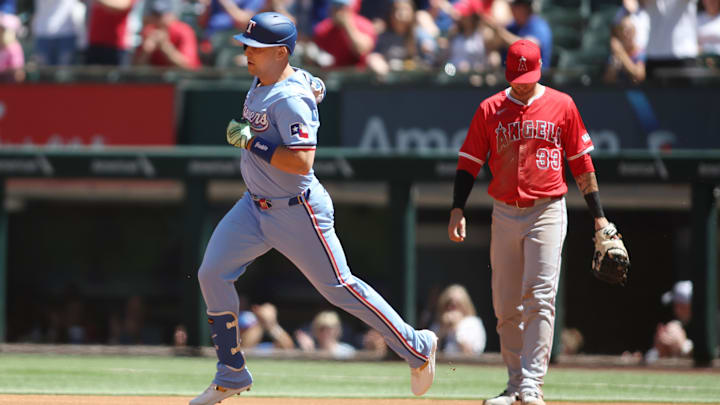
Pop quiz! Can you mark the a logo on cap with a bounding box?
[518,56,527,72]
[246,20,256,34]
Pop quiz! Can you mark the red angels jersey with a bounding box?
[458,85,594,203]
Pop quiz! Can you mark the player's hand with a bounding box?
[226,118,254,149]
[448,208,466,242]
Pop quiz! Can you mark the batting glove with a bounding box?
[226,118,254,149]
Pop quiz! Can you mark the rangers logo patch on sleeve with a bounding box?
[582,133,591,143]
[290,122,309,139]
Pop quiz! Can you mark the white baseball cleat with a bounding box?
[410,330,438,396]
[483,390,520,405]
[521,391,546,405]
[189,383,251,405]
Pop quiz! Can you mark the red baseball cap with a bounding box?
[454,0,487,16]
[505,39,542,84]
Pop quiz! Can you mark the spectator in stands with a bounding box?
[198,0,263,38]
[430,284,486,355]
[224,295,294,350]
[86,0,138,65]
[447,0,486,73]
[312,0,377,68]
[417,0,461,36]
[173,324,188,347]
[108,295,148,344]
[307,0,362,31]
[604,15,646,84]
[295,310,357,359]
[31,0,86,65]
[287,0,315,40]
[615,0,650,53]
[247,302,295,350]
[362,328,388,357]
[366,0,437,77]
[698,0,720,56]
[645,280,694,363]
[644,0,699,79]
[479,0,551,69]
[561,328,584,355]
[260,0,296,20]
[133,0,200,69]
[0,12,24,82]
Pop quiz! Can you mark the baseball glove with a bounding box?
[592,223,630,286]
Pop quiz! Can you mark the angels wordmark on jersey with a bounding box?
[494,119,562,152]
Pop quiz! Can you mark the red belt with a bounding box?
[502,197,557,208]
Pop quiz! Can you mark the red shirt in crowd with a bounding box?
[141,20,200,69]
[88,0,137,49]
[457,85,595,204]
[313,13,376,68]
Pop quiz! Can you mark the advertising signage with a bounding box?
[339,86,720,152]
[0,84,176,147]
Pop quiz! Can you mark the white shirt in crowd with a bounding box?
[698,11,720,54]
[31,0,80,37]
[645,0,699,59]
[630,9,650,51]
[433,315,487,355]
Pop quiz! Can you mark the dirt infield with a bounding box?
[0,396,688,405]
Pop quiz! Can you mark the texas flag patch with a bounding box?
[290,122,309,139]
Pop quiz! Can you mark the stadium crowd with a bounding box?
[0,0,719,83]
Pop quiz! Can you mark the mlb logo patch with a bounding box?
[290,122,309,139]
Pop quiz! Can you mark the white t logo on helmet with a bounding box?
[247,20,256,34]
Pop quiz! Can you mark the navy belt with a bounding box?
[251,189,310,210]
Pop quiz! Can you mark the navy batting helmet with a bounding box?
[233,12,297,55]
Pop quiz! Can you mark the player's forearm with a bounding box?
[574,171,598,195]
[574,171,609,230]
[452,169,476,210]
[269,148,315,175]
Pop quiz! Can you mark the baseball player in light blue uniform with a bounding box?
[190,12,438,405]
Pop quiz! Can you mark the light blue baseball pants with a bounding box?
[198,182,435,389]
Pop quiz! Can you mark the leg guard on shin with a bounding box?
[207,311,246,372]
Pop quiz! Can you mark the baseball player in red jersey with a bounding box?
[447,40,626,405]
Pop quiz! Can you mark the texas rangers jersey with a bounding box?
[458,85,594,202]
[241,68,319,198]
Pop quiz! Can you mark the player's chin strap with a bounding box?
[207,311,246,371]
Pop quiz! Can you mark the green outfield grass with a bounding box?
[0,354,718,403]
